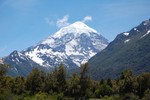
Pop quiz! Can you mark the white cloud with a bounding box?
[82,16,92,23]
[45,17,54,26]
[56,15,70,28]
[45,15,92,28]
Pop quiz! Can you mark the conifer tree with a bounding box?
[79,63,90,99]
[25,68,44,94]
[56,63,67,93]
[11,76,25,94]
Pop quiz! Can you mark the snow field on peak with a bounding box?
[65,39,78,56]
[25,47,45,66]
[52,21,98,38]
[123,32,129,36]
[24,21,108,68]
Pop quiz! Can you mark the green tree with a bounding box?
[122,93,139,100]
[25,68,46,94]
[119,69,135,94]
[11,76,25,94]
[107,78,113,88]
[45,70,57,93]
[0,64,8,93]
[40,71,47,92]
[142,89,150,100]
[95,82,113,98]
[45,64,67,93]
[56,63,67,93]
[89,80,99,97]
[66,73,80,97]
[137,73,150,98]
[99,79,104,85]
[0,64,8,77]
[1,76,14,93]
[79,63,91,99]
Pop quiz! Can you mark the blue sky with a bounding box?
[0,0,150,57]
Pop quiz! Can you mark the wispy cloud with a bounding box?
[45,17,54,26]
[56,15,70,28]
[45,15,93,28]
[82,16,92,23]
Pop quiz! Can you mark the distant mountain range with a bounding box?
[2,19,150,79]
[89,19,150,80]
[2,21,108,76]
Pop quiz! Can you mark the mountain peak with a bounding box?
[24,21,108,68]
[71,21,86,26]
[69,21,94,30]
[142,19,150,26]
[10,50,20,56]
[52,21,97,38]
[9,50,28,60]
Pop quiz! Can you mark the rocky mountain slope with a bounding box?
[89,19,150,80]
[23,21,108,68]
[3,50,45,76]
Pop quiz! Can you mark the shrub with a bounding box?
[122,93,139,100]
[35,92,48,100]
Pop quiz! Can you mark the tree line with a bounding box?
[0,63,150,100]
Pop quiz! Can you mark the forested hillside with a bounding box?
[0,64,150,100]
[89,19,150,80]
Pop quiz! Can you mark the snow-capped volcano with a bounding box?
[49,21,97,39]
[23,21,108,68]
[41,21,98,44]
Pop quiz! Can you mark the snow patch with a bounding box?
[123,32,129,36]
[89,50,96,57]
[141,30,150,38]
[14,67,18,73]
[41,37,55,45]
[134,28,139,32]
[25,47,44,66]
[134,28,137,31]
[144,22,148,25]
[124,39,130,43]
[65,39,78,56]
[12,59,15,62]
[16,58,19,62]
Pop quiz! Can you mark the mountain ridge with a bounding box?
[89,19,150,80]
[3,50,46,76]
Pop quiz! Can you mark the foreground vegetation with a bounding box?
[0,64,150,100]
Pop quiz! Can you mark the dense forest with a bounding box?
[0,64,150,100]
